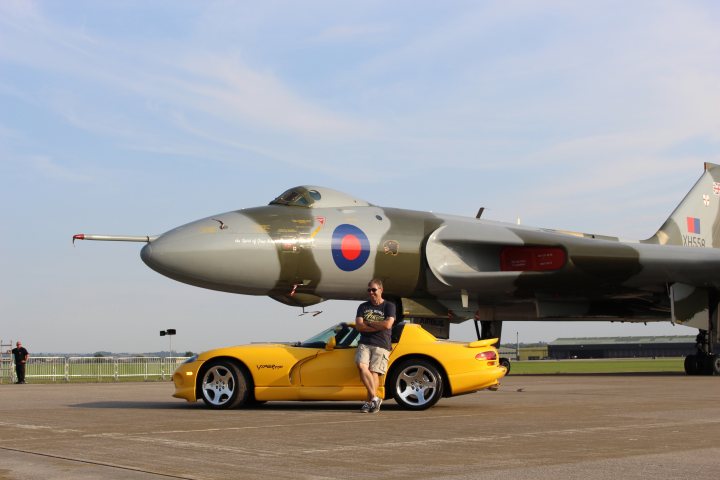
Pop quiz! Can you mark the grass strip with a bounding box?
[511,358,685,374]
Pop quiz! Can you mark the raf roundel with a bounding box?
[331,224,370,271]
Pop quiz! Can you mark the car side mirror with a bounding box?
[325,336,336,351]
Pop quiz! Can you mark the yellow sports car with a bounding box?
[172,322,506,410]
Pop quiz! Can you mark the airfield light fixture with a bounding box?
[160,329,177,355]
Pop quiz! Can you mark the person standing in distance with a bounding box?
[11,341,29,384]
[355,279,395,413]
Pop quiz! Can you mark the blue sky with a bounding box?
[2,1,719,353]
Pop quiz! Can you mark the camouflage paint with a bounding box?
[373,207,443,298]
[240,204,324,306]
[125,165,720,326]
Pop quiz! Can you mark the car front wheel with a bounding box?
[200,360,249,409]
[388,358,443,410]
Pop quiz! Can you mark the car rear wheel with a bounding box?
[200,360,249,409]
[499,357,511,374]
[388,359,443,410]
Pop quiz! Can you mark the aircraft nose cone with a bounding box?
[140,215,281,294]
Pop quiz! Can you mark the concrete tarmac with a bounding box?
[1,375,719,480]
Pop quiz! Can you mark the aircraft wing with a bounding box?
[425,221,720,325]
[426,222,720,292]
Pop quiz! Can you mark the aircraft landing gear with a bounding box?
[683,353,720,375]
[684,330,719,375]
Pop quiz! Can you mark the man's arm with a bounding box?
[375,316,395,330]
[355,316,374,332]
[356,316,395,332]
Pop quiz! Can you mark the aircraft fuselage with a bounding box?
[137,185,720,323]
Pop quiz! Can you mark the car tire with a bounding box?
[499,357,511,374]
[200,360,249,409]
[388,358,443,410]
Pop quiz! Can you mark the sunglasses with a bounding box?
[367,288,379,293]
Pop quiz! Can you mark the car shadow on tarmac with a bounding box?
[69,400,405,411]
[70,401,198,409]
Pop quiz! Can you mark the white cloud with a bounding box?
[0,2,372,155]
[168,54,371,137]
[27,155,93,183]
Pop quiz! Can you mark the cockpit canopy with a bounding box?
[269,186,371,208]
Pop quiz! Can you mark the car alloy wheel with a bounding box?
[389,359,443,410]
[200,360,248,409]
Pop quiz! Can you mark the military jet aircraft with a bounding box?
[74,163,720,375]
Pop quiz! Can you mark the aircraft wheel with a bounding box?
[684,355,699,375]
[695,354,715,375]
[200,360,249,409]
[499,357,511,374]
[702,355,714,375]
[711,355,720,376]
[388,359,443,410]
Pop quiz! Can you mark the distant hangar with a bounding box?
[499,335,698,361]
[548,335,696,359]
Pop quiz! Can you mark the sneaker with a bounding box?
[370,397,382,413]
[360,401,372,413]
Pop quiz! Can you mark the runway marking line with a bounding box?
[82,413,472,436]
[73,417,720,459]
[0,421,82,434]
[0,445,197,480]
[300,419,720,454]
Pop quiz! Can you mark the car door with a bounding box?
[297,326,364,397]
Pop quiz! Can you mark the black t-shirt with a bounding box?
[12,347,28,363]
[356,301,396,350]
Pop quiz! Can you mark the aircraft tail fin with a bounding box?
[647,162,720,248]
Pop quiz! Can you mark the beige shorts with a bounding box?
[356,343,390,374]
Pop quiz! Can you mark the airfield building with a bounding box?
[547,336,696,359]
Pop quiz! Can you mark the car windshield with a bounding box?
[298,323,360,349]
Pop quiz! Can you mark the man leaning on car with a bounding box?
[354,278,395,413]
